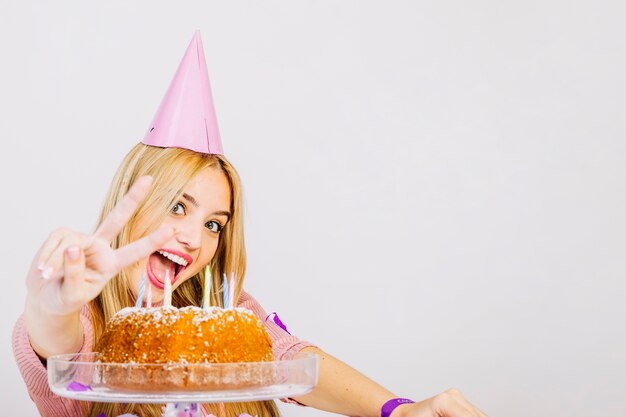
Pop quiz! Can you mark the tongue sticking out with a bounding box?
[148,253,177,286]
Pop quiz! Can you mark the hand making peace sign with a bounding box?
[25,176,174,316]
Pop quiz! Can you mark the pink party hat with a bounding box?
[142,31,223,154]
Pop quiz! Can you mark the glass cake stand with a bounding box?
[48,352,319,417]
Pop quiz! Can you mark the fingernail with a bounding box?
[41,266,54,280]
[67,246,80,261]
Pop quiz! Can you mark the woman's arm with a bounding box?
[292,346,397,416]
[25,295,83,359]
[293,347,488,417]
[13,308,96,417]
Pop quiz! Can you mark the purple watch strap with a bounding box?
[381,398,415,417]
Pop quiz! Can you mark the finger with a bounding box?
[41,233,87,281]
[433,392,477,417]
[58,245,87,308]
[446,390,488,417]
[36,228,73,276]
[113,225,175,269]
[63,245,86,286]
[93,176,153,242]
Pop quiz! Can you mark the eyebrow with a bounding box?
[182,193,231,219]
[212,210,231,220]
[182,193,199,207]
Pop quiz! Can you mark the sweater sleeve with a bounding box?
[237,290,316,406]
[12,307,94,417]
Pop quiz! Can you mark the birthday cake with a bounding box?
[95,306,274,390]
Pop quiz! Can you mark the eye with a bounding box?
[171,202,186,215]
[205,220,223,233]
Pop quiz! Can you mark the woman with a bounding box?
[13,32,488,417]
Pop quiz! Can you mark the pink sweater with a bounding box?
[12,290,313,417]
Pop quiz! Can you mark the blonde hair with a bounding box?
[87,143,280,417]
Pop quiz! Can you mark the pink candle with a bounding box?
[229,272,235,309]
[146,283,152,308]
[164,270,172,307]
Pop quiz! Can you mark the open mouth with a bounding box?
[146,248,193,290]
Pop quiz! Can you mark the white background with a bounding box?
[1,1,625,416]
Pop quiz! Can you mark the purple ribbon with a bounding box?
[265,312,291,335]
[67,381,92,392]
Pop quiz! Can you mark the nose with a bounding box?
[173,220,202,250]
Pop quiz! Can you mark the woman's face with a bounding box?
[129,166,232,302]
